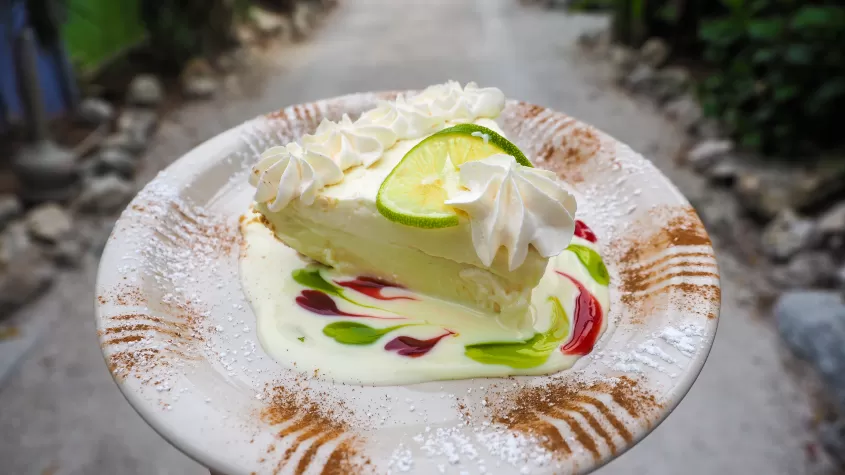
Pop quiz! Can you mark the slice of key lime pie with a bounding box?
[241,81,609,384]
[250,82,577,322]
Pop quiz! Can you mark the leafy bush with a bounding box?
[592,0,845,157]
[139,0,250,72]
[699,2,845,155]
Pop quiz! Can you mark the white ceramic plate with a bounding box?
[95,92,720,475]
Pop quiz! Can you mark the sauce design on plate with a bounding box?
[241,217,610,383]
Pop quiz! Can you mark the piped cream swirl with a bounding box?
[357,94,442,139]
[249,143,343,211]
[445,154,577,270]
[411,81,505,121]
[302,114,397,169]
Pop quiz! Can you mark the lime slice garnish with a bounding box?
[377,124,532,228]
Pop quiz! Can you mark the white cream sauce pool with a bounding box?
[239,214,610,385]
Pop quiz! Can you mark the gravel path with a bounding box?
[0,1,828,473]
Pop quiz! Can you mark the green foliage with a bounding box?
[62,0,146,75]
[598,0,845,156]
[698,2,845,155]
[568,0,614,12]
[139,0,243,72]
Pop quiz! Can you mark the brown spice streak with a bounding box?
[103,335,145,345]
[570,406,617,453]
[608,377,659,419]
[619,208,712,265]
[97,285,147,306]
[633,270,720,292]
[322,439,366,475]
[621,283,721,305]
[265,108,288,120]
[577,395,633,444]
[304,105,317,127]
[517,420,571,454]
[534,114,552,128]
[612,206,719,321]
[560,412,600,461]
[107,349,163,380]
[260,385,365,475]
[520,103,545,119]
[276,423,324,472]
[625,252,715,278]
[296,430,344,475]
[108,314,189,329]
[102,323,189,340]
[492,377,660,461]
[278,418,316,438]
[166,202,239,257]
[101,296,208,381]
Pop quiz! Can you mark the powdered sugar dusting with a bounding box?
[402,423,556,474]
[594,321,706,374]
[389,444,414,473]
[660,322,705,357]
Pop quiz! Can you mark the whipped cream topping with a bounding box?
[411,81,505,121]
[357,95,443,139]
[302,114,397,169]
[249,143,344,211]
[445,154,577,270]
[250,81,507,210]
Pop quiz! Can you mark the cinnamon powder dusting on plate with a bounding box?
[610,206,720,323]
[100,300,207,383]
[259,384,370,475]
[503,101,602,182]
[489,377,661,461]
[98,284,147,307]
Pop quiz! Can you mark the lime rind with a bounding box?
[433,124,533,168]
[377,124,532,228]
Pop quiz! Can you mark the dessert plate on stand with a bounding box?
[95,91,720,475]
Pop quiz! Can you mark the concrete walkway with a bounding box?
[0,0,831,473]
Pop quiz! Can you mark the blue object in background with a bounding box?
[0,0,70,131]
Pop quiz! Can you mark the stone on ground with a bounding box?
[181,59,219,99]
[77,98,115,125]
[772,251,838,289]
[0,223,54,316]
[686,139,734,172]
[12,141,80,204]
[96,148,139,179]
[775,291,845,411]
[50,239,86,268]
[0,195,22,232]
[25,203,73,243]
[609,45,637,77]
[663,94,703,132]
[624,64,656,92]
[761,209,818,261]
[817,202,845,239]
[251,7,289,36]
[127,74,164,107]
[75,175,134,214]
[102,132,147,155]
[651,66,691,103]
[117,108,158,140]
[704,158,740,186]
[639,37,669,68]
